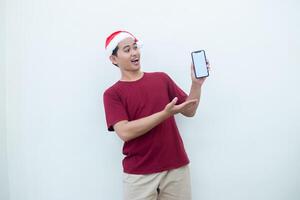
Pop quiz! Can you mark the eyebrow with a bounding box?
[122,43,137,50]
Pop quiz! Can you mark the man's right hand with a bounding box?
[164,97,198,116]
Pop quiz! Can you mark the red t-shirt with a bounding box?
[103,72,189,174]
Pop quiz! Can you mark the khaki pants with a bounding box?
[123,165,191,200]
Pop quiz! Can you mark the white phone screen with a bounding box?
[191,50,209,78]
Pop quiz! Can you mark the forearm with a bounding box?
[119,110,171,141]
[181,83,202,117]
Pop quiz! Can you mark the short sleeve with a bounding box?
[103,89,129,132]
[162,73,188,104]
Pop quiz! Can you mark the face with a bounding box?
[110,37,141,72]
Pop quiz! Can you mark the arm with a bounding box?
[181,83,202,117]
[180,62,210,117]
[114,97,197,142]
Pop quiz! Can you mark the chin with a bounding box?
[131,64,141,70]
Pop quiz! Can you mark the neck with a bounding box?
[120,70,144,81]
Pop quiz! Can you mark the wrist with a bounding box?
[191,81,202,89]
[161,110,172,119]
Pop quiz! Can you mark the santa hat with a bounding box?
[105,30,142,57]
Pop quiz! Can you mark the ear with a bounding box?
[109,55,118,65]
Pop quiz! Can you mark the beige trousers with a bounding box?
[123,165,191,200]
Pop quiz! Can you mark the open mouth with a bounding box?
[131,58,139,65]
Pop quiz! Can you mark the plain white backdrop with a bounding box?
[1,0,300,199]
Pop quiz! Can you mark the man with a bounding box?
[103,30,209,200]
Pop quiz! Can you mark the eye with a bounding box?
[124,48,130,53]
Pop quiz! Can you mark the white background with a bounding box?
[1,0,300,199]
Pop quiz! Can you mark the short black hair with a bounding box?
[111,46,119,67]
[112,46,119,56]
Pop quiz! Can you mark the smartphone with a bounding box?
[191,50,209,78]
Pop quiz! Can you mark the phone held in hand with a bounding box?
[191,50,209,79]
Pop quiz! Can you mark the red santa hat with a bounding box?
[105,30,142,57]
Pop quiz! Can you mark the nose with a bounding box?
[131,48,139,56]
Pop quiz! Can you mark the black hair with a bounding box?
[111,46,119,67]
[112,46,119,56]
